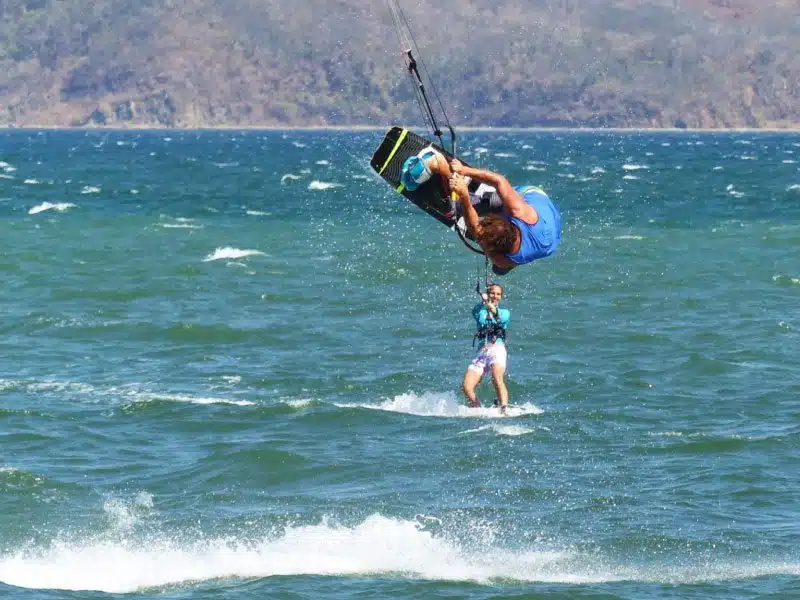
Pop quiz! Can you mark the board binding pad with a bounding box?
[371,126,487,241]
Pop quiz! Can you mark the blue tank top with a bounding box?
[504,186,561,265]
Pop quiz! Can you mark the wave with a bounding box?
[280,174,302,184]
[28,202,77,215]
[307,181,342,191]
[1,513,796,593]
[158,222,203,229]
[203,247,265,262]
[338,391,544,419]
[0,377,253,407]
[459,423,540,436]
[125,392,254,407]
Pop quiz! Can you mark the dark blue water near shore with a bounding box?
[0,128,798,598]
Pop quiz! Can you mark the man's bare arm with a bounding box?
[452,163,528,216]
[450,174,482,239]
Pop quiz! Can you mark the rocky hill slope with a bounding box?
[1,0,797,128]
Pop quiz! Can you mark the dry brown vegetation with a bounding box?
[0,0,798,128]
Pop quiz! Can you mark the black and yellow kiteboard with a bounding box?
[371,126,491,249]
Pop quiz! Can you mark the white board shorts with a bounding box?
[468,343,507,375]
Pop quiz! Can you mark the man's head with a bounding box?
[486,283,503,303]
[479,215,516,254]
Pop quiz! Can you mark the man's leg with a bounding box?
[423,150,451,178]
[462,367,482,408]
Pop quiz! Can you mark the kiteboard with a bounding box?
[371,126,500,244]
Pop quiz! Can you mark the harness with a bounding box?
[473,262,507,347]
[473,314,507,347]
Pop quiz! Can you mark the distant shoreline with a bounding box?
[1,124,799,133]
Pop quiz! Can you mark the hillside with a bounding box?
[0,0,798,128]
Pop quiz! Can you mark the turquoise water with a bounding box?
[0,128,798,599]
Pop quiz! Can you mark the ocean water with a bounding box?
[0,128,798,599]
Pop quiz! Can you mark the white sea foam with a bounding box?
[315,159,330,165]
[102,493,154,533]
[726,184,745,198]
[308,181,341,191]
[280,173,301,184]
[245,210,271,216]
[285,398,314,409]
[26,377,254,407]
[460,423,538,436]
[27,381,95,394]
[0,377,253,407]
[128,392,254,407]
[28,202,77,215]
[622,174,639,180]
[203,247,265,262]
[622,164,648,171]
[159,222,203,229]
[0,378,93,394]
[341,391,543,419]
[0,513,796,593]
[80,186,101,194]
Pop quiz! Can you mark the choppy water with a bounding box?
[1,128,798,599]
